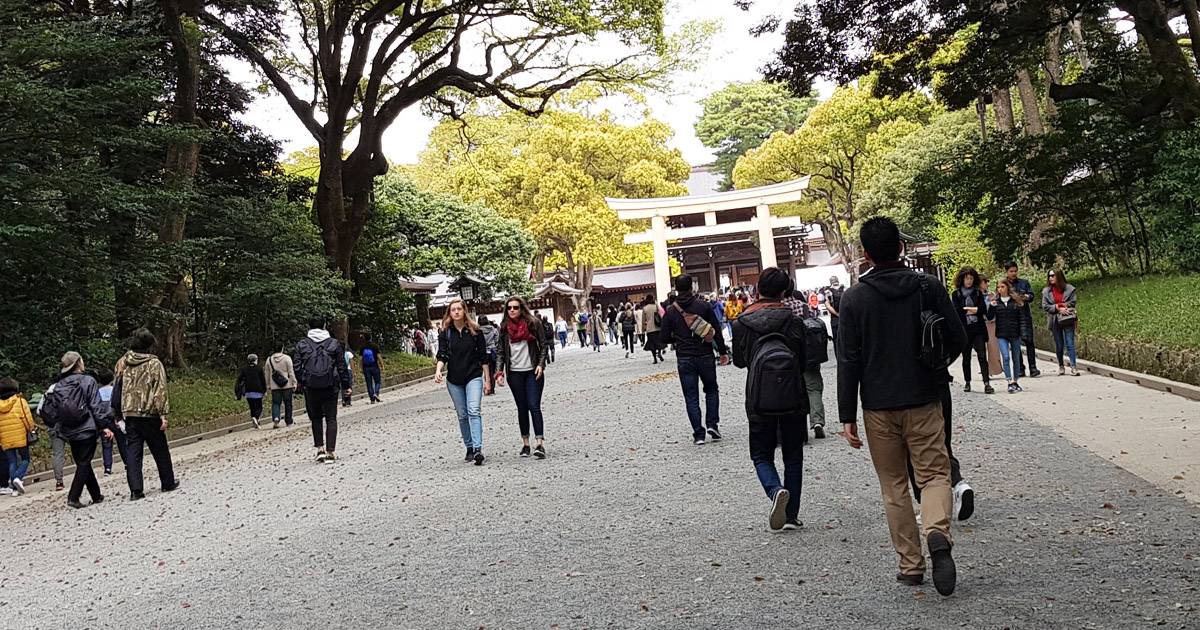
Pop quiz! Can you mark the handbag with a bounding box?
[22,404,39,445]
[1057,308,1078,327]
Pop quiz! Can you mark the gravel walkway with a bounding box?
[4,344,1197,629]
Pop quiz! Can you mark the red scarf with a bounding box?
[506,317,534,342]
[1051,286,1064,306]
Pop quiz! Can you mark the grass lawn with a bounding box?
[1051,273,1200,350]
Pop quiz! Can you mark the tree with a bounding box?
[732,84,933,278]
[413,101,690,306]
[759,1,1200,124]
[694,81,816,190]
[203,1,693,336]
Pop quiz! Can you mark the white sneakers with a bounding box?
[0,486,11,496]
[953,481,974,521]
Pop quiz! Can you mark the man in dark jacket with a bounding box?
[659,275,729,445]
[42,351,113,509]
[732,268,809,531]
[1004,261,1041,378]
[837,217,967,597]
[295,317,351,463]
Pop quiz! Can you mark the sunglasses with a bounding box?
[506,305,521,311]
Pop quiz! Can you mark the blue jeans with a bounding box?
[557,331,568,347]
[749,419,804,520]
[5,446,30,481]
[1052,323,1077,367]
[271,388,295,424]
[363,365,382,400]
[508,370,545,438]
[677,355,720,439]
[997,337,1022,382]
[447,377,484,449]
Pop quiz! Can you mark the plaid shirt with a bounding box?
[782,296,815,319]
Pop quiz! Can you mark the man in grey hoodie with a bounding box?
[295,317,350,463]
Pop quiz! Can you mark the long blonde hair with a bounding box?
[997,279,1025,308]
[441,298,481,335]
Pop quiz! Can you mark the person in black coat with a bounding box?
[951,267,993,394]
[235,354,269,428]
[990,279,1026,393]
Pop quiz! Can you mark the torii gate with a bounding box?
[606,177,811,302]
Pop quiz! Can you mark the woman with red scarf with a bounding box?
[496,296,550,459]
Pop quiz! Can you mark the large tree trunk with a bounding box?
[1182,0,1200,66]
[1015,69,1045,135]
[1069,19,1091,72]
[1116,0,1200,120]
[992,88,1016,132]
[975,96,989,141]
[1043,25,1063,123]
[152,0,203,368]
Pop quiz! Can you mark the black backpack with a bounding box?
[300,339,337,389]
[916,275,956,370]
[746,332,805,416]
[41,380,88,429]
[803,317,829,369]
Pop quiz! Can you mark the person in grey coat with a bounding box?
[1041,269,1080,376]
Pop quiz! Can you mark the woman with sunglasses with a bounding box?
[434,298,492,465]
[1041,269,1080,376]
[495,296,550,459]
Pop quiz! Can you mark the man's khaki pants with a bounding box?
[864,400,953,575]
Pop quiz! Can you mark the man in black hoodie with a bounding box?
[837,217,966,597]
[295,317,351,463]
[659,274,729,445]
[732,268,808,531]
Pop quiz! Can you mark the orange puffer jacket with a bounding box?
[0,394,35,450]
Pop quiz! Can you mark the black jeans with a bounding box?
[907,384,962,500]
[125,417,177,495]
[68,439,102,502]
[247,397,264,419]
[305,387,339,452]
[749,418,805,520]
[622,331,636,353]
[507,370,545,438]
[961,328,990,384]
[677,354,720,440]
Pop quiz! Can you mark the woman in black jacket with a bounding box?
[990,279,1026,393]
[951,267,993,394]
[235,354,269,428]
[496,296,550,459]
[618,302,638,358]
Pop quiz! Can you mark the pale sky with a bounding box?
[236,1,796,166]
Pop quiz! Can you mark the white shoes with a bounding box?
[953,481,974,521]
[11,478,25,495]
[0,486,11,496]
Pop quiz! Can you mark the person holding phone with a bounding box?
[495,296,550,459]
[951,267,993,394]
[434,298,492,465]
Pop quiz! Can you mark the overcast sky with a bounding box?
[236,1,797,166]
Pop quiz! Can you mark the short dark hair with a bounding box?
[758,267,790,300]
[860,217,902,264]
[0,378,18,396]
[307,316,326,330]
[94,367,114,386]
[1004,261,1019,271]
[673,274,694,294]
[130,328,156,353]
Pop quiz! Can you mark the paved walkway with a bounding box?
[5,344,1198,629]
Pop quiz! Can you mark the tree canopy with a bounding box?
[413,100,690,303]
[694,81,816,190]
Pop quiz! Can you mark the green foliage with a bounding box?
[695,81,816,190]
[1149,125,1200,271]
[1060,274,1200,351]
[930,212,998,287]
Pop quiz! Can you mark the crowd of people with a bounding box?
[0,216,1090,600]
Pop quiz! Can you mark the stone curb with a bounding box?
[22,365,436,487]
[1036,349,1200,402]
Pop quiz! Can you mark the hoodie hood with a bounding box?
[0,394,19,414]
[307,328,331,343]
[738,301,794,335]
[859,264,922,300]
[124,351,156,367]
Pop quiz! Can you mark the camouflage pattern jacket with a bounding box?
[115,351,170,419]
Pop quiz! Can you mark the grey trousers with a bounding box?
[52,433,67,483]
[804,368,826,428]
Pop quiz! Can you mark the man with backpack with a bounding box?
[732,268,809,531]
[836,217,967,596]
[658,274,729,445]
[40,351,114,509]
[295,317,350,463]
[783,287,830,439]
[361,335,384,403]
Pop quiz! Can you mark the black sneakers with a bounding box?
[963,382,971,392]
[813,425,826,439]
[896,572,924,586]
[534,444,546,459]
[519,445,531,458]
[927,531,957,596]
[473,450,485,466]
[466,448,476,462]
[707,427,722,441]
[768,489,789,531]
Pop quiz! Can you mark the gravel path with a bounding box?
[4,344,1197,629]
